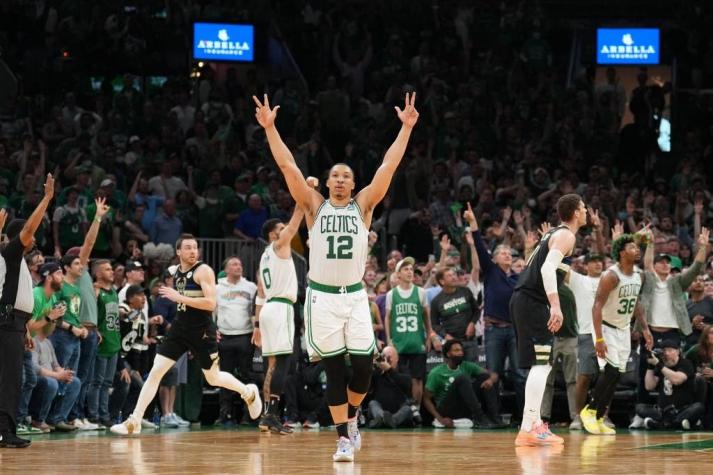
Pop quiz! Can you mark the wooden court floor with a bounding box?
[1,427,712,474]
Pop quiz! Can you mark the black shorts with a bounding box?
[397,353,427,380]
[157,319,219,370]
[510,290,554,369]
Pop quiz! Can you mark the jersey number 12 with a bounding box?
[326,235,353,259]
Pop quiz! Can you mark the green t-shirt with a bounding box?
[425,361,486,407]
[388,286,426,354]
[31,287,58,337]
[78,270,98,326]
[97,287,121,357]
[58,280,82,327]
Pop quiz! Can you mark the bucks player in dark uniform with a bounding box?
[511,194,587,447]
[385,257,440,422]
[111,234,261,435]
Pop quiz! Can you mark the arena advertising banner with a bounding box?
[596,28,659,65]
[193,23,254,62]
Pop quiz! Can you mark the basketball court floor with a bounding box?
[2,427,711,474]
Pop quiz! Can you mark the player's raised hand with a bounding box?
[395,92,419,129]
[252,94,280,129]
[43,173,55,200]
[306,176,319,189]
[698,227,710,248]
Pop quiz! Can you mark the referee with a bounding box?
[0,174,54,448]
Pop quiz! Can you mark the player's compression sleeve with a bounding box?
[540,248,565,296]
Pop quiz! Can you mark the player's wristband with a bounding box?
[255,296,266,306]
[253,320,259,328]
[595,337,605,343]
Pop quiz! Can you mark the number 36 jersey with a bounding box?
[601,264,642,329]
[308,199,368,286]
[258,243,298,302]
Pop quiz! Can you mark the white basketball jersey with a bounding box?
[601,264,642,329]
[308,199,368,286]
[259,243,298,302]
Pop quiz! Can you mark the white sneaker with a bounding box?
[432,419,445,428]
[681,419,691,430]
[73,419,86,430]
[629,415,645,429]
[79,419,100,431]
[347,419,361,451]
[161,414,179,428]
[242,384,262,420]
[110,416,142,435]
[332,437,354,462]
[141,419,157,429]
[172,413,191,427]
[303,420,320,429]
[569,415,582,430]
[453,418,474,429]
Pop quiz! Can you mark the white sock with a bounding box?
[521,364,552,432]
[203,368,248,396]
[130,355,175,422]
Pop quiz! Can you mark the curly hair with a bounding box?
[611,234,635,262]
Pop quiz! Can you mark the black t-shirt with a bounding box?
[656,357,696,408]
[372,368,412,413]
[686,297,713,343]
[430,287,479,340]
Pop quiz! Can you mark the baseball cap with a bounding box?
[584,253,605,263]
[653,254,671,264]
[39,262,62,279]
[659,338,680,350]
[126,261,143,272]
[395,257,415,273]
[669,255,683,271]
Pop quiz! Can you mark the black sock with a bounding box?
[348,404,359,419]
[336,422,349,438]
[267,396,280,416]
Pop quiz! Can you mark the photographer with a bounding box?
[367,346,415,429]
[634,339,705,430]
[423,339,500,429]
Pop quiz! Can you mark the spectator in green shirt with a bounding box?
[423,339,501,429]
[18,262,65,434]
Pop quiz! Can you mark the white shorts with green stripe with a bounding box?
[304,287,376,360]
[260,299,295,357]
[594,324,631,373]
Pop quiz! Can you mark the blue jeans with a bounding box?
[38,375,81,424]
[484,325,526,417]
[17,351,37,421]
[87,353,118,421]
[29,376,59,423]
[70,329,98,420]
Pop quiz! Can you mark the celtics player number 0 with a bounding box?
[326,235,353,259]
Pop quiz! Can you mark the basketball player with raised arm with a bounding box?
[255,176,318,435]
[580,233,656,435]
[510,194,586,446]
[253,93,419,462]
[110,234,261,435]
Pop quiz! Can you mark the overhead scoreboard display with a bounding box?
[193,22,254,62]
[596,28,659,65]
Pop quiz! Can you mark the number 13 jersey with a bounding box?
[601,263,642,329]
[258,242,298,302]
[308,199,368,286]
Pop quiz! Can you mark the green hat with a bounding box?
[217,270,227,279]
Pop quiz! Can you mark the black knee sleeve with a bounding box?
[592,363,621,418]
[348,354,373,395]
[322,355,348,406]
[269,355,290,396]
